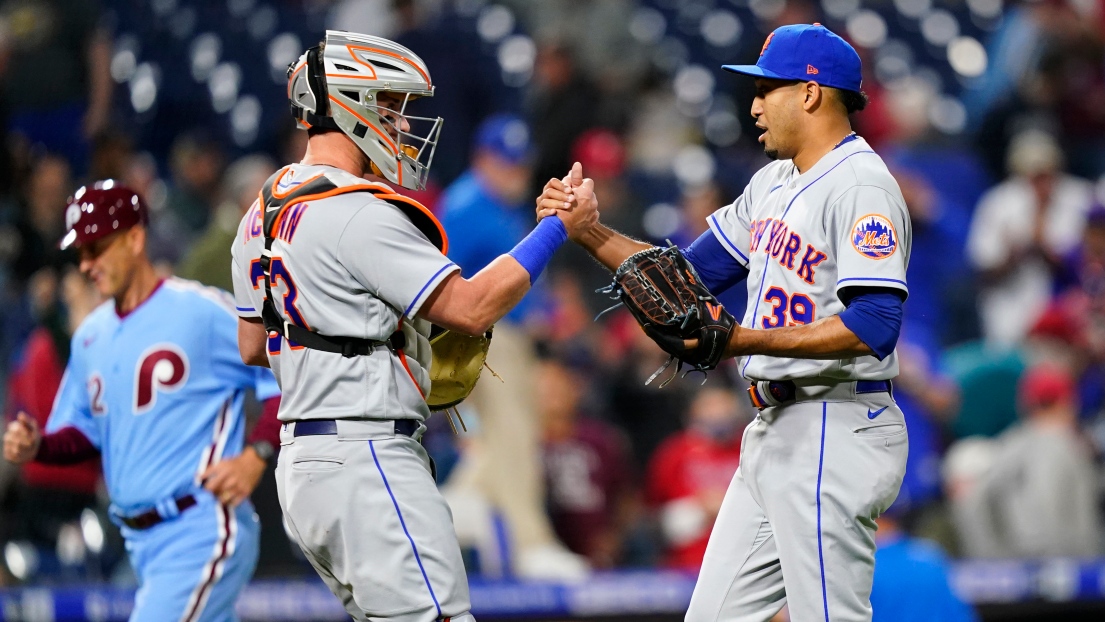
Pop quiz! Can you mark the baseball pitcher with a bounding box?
[539,23,911,622]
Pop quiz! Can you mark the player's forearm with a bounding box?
[574,223,653,272]
[423,257,530,335]
[466,256,531,331]
[238,318,270,367]
[727,315,873,360]
[36,427,99,465]
[246,397,281,450]
[86,34,113,125]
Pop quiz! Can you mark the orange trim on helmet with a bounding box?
[324,73,385,81]
[343,45,380,80]
[346,44,431,87]
[287,61,306,98]
[327,95,398,153]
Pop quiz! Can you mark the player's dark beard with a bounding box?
[764,147,779,160]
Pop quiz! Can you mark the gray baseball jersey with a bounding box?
[686,136,911,622]
[707,136,911,381]
[231,163,459,423]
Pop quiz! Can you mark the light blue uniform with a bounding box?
[47,277,279,622]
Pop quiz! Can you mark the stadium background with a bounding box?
[1,0,1105,620]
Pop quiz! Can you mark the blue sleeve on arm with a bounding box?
[682,230,749,294]
[838,290,904,360]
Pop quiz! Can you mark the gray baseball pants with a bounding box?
[277,419,475,622]
[686,387,907,622]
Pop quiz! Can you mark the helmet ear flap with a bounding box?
[305,46,328,114]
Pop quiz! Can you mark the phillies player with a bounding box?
[3,182,281,622]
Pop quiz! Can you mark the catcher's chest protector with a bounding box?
[256,167,447,356]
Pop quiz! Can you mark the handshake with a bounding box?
[535,163,737,384]
[534,161,600,241]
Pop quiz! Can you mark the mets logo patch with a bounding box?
[851,214,897,260]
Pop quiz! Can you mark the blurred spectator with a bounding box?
[4,266,101,547]
[646,387,747,569]
[894,168,978,355]
[1055,207,1105,417]
[941,339,1025,440]
[527,41,599,195]
[967,129,1094,348]
[959,364,1103,558]
[891,340,959,513]
[394,0,520,187]
[507,0,646,122]
[440,114,544,325]
[870,504,978,622]
[971,2,1105,178]
[553,129,646,311]
[162,132,225,241]
[87,132,134,183]
[942,437,998,557]
[0,0,111,173]
[439,114,586,580]
[5,153,71,284]
[541,358,634,568]
[177,155,277,292]
[604,312,695,470]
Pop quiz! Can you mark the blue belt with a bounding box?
[747,379,893,409]
[291,419,420,438]
[856,380,893,394]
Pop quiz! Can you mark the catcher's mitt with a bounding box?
[601,244,736,386]
[426,325,495,416]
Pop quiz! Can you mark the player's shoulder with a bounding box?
[832,140,902,196]
[72,300,118,340]
[747,160,794,196]
[160,277,239,321]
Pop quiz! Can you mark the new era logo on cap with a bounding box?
[723,23,862,93]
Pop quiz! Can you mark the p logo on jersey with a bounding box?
[851,214,897,260]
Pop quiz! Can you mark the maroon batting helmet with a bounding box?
[60,181,149,250]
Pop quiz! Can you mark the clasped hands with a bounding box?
[536,161,599,238]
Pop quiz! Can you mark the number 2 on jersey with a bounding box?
[761,286,816,328]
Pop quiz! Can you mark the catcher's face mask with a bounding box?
[287,31,443,191]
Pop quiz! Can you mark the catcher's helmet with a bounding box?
[288,31,442,191]
[59,181,148,250]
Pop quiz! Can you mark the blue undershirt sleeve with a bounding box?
[838,289,904,361]
[682,230,750,294]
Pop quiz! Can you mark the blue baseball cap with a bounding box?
[474,114,534,165]
[722,23,862,93]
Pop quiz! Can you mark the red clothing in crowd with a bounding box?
[646,430,742,569]
[6,327,101,494]
[543,417,632,565]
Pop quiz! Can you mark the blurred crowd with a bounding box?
[0,0,1104,607]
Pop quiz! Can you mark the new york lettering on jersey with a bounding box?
[707,136,911,381]
[47,279,272,514]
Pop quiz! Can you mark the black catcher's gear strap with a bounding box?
[257,168,444,357]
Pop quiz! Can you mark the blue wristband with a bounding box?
[508,216,568,284]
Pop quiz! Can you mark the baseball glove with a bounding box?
[602,244,736,386]
[426,325,495,419]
